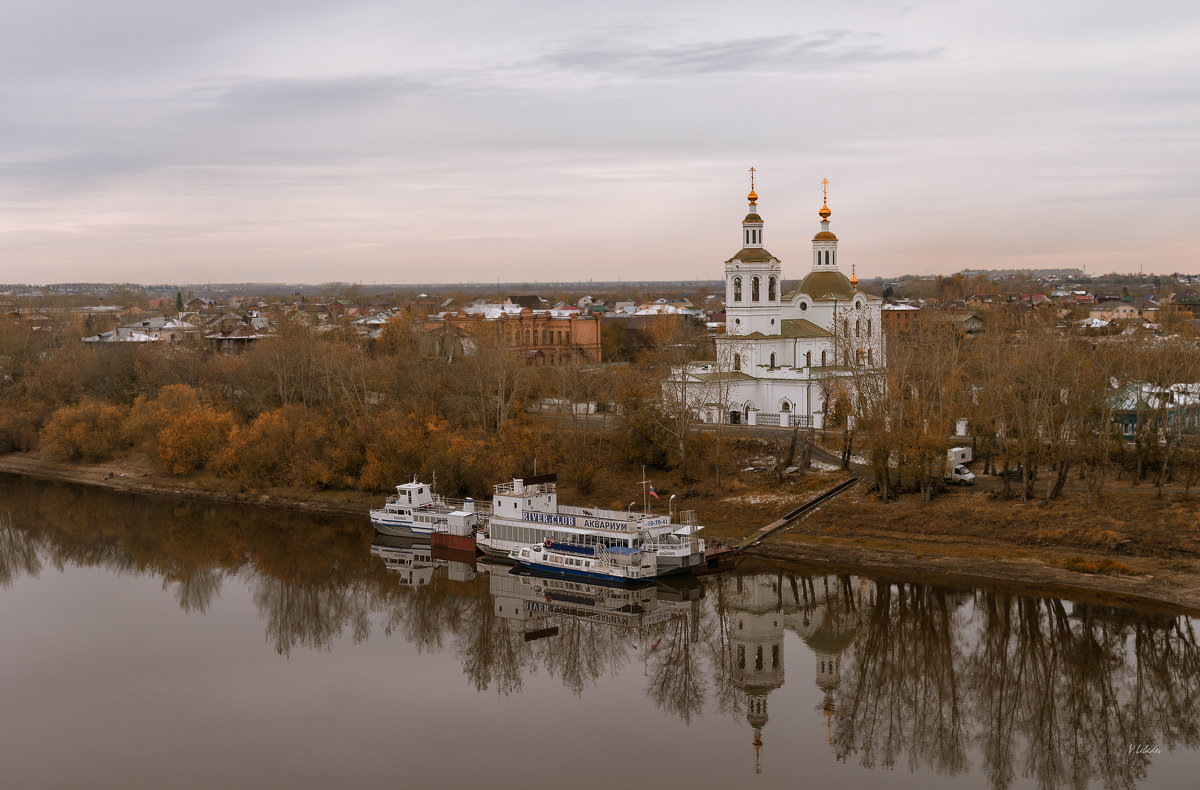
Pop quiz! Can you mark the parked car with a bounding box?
[998,465,1025,479]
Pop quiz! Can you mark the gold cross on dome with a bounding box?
[749,167,756,191]
[821,178,829,203]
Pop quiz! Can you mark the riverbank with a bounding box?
[0,452,375,516]
[3,450,1198,613]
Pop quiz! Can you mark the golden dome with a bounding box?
[812,230,838,241]
[748,188,758,204]
[819,202,831,220]
[850,263,858,288]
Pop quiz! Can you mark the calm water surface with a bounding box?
[1,473,1197,789]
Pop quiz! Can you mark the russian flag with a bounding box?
[648,484,660,500]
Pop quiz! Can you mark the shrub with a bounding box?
[40,401,127,462]
[0,406,38,452]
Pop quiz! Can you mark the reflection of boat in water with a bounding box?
[476,474,705,574]
[370,535,441,586]
[509,541,658,584]
[488,564,685,631]
[369,479,488,539]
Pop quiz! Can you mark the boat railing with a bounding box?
[493,481,556,496]
[557,504,643,522]
[391,494,493,515]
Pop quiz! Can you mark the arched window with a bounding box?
[751,276,760,302]
[805,351,812,367]
[780,401,790,412]
[821,350,827,366]
[843,318,850,337]
[524,329,530,344]
[769,353,776,368]
[733,277,742,302]
[867,318,872,337]
[855,318,861,337]
[733,353,741,371]
[868,348,874,365]
[768,276,776,301]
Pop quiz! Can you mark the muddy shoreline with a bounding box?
[2,452,1197,614]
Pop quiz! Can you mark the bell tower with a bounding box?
[811,178,840,273]
[725,168,782,337]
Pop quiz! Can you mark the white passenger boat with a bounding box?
[476,474,704,574]
[369,478,489,538]
[508,540,658,585]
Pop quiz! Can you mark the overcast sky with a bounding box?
[1,0,1197,285]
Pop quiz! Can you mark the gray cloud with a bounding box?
[535,31,942,78]
[193,74,429,116]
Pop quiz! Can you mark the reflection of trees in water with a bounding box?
[833,582,968,777]
[456,589,529,695]
[0,512,44,588]
[646,606,706,723]
[834,583,1200,790]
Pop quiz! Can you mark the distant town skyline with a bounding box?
[1,0,1197,284]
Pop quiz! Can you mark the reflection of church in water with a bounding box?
[723,572,859,773]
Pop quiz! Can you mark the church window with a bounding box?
[733,277,742,302]
[768,276,776,301]
[752,276,760,302]
[799,302,807,312]
[755,646,764,670]
[745,229,751,246]
[805,351,811,367]
[855,318,861,337]
[769,353,775,368]
[733,353,741,371]
[821,350,827,366]
[772,645,779,668]
[780,401,790,412]
[868,348,874,365]
[524,329,530,344]
[867,319,872,337]
[823,250,829,266]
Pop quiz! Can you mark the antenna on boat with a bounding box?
[639,465,649,514]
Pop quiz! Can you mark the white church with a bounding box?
[682,176,885,428]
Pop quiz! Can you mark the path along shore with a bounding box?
[2,452,1197,615]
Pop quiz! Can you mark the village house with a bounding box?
[420,299,602,365]
[1089,300,1139,322]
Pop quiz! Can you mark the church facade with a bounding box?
[683,179,884,428]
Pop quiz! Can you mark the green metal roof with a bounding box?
[726,247,778,264]
[797,270,856,300]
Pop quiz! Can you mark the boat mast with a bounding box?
[639,464,649,514]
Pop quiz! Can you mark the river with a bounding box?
[0,473,1196,789]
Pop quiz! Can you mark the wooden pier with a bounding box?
[735,477,861,552]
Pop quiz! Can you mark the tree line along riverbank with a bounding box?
[4,449,1199,613]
